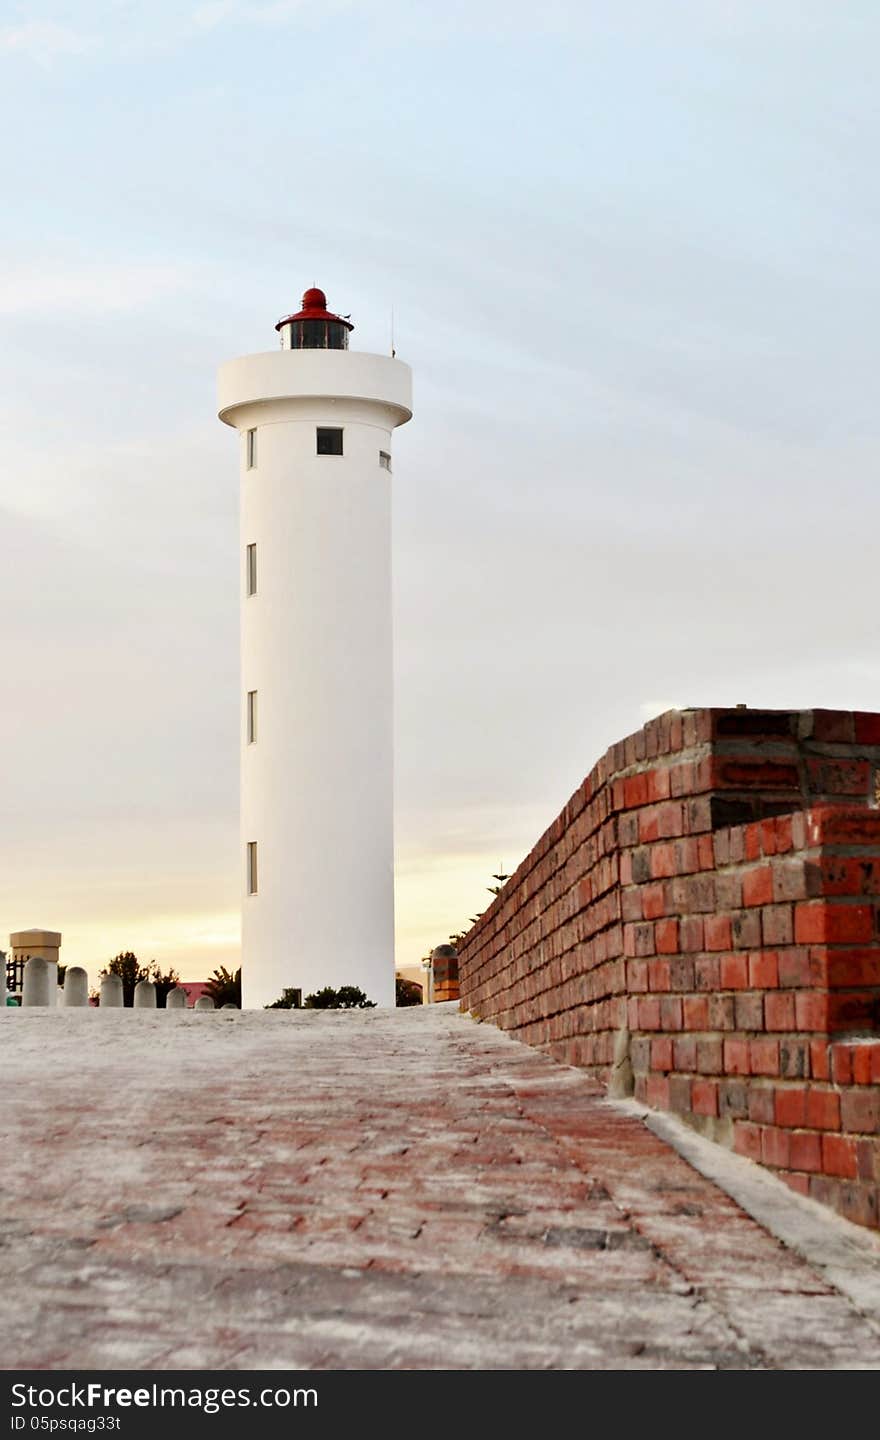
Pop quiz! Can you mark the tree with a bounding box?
[204,966,241,1008]
[265,987,302,1010]
[396,976,423,1007]
[101,952,148,1007]
[151,963,181,1008]
[99,952,180,1008]
[304,986,376,1009]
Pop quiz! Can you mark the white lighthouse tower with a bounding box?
[218,287,412,1009]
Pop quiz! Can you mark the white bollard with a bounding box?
[22,956,52,1007]
[63,966,89,1007]
[133,979,156,1009]
[166,986,187,1010]
[100,973,124,1007]
[194,995,215,1011]
[221,1002,238,1010]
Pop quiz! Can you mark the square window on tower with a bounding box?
[379,450,392,471]
[246,428,257,469]
[316,427,343,456]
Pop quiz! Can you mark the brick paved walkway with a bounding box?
[3,1005,880,1369]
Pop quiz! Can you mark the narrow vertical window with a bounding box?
[247,841,258,895]
[246,428,257,469]
[247,689,257,744]
[379,450,391,471]
[246,543,257,596]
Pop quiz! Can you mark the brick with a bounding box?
[651,1037,673,1071]
[734,992,764,1031]
[654,918,680,954]
[651,843,676,879]
[647,958,671,992]
[762,1126,791,1169]
[794,902,874,945]
[808,857,880,899]
[853,1044,877,1085]
[670,958,695,992]
[704,914,732,951]
[733,1120,763,1161]
[764,991,796,1030]
[660,996,683,1031]
[777,949,813,988]
[840,1090,880,1134]
[714,873,743,910]
[775,815,794,853]
[854,712,880,744]
[720,954,749,990]
[830,1045,853,1085]
[775,1088,807,1127]
[829,991,880,1032]
[641,882,667,919]
[626,959,648,993]
[748,1086,775,1124]
[825,949,880,988]
[806,756,870,797]
[794,992,829,1032]
[694,956,720,991]
[761,905,793,947]
[707,994,736,1031]
[679,915,705,952]
[682,995,709,1030]
[772,861,807,903]
[807,809,880,846]
[719,1080,749,1119]
[696,1038,723,1075]
[646,1075,670,1110]
[743,866,774,908]
[691,1079,718,1117]
[822,1134,858,1180]
[668,1075,692,1113]
[750,1038,779,1076]
[673,1036,697,1071]
[806,1089,841,1131]
[857,1139,880,1181]
[837,1184,879,1230]
[638,997,661,1031]
[723,1038,750,1076]
[789,1131,823,1173]
[782,1173,811,1196]
[748,951,779,989]
[779,1040,809,1080]
[809,710,855,743]
[731,910,762,949]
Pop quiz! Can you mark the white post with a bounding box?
[166,986,187,1009]
[100,974,124,1007]
[22,956,52,1007]
[63,967,89,1007]
[194,995,215,1011]
[133,980,156,1009]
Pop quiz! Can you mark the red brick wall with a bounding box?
[458,708,880,1230]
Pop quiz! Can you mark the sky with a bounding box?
[2,1,880,989]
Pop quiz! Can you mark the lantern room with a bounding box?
[275,287,354,351]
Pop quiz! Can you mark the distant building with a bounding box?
[6,930,62,1006]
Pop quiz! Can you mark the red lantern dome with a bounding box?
[276,287,354,349]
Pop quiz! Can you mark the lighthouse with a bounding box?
[218,287,412,1009]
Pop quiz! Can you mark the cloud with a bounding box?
[0,259,192,315]
[0,20,94,63]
